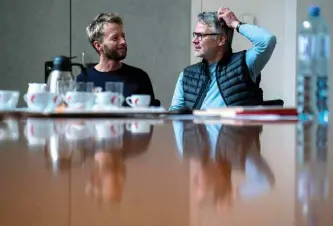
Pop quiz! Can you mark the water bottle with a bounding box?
[297,6,330,123]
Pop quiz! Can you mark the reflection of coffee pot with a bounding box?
[46,56,87,93]
[44,135,88,174]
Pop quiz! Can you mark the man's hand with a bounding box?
[217,7,240,30]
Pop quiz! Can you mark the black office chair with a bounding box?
[262,99,284,106]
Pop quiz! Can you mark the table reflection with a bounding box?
[20,119,155,205]
[0,117,332,226]
[173,121,275,212]
[86,121,154,203]
[296,121,330,225]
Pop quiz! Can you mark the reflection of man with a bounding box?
[173,122,274,210]
[87,150,126,202]
[85,123,154,203]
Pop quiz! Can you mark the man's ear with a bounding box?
[218,34,227,47]
[93,41,103,52]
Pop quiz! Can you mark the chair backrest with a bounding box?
[262,99,284,106]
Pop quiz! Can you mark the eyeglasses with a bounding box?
[192,32,223,41]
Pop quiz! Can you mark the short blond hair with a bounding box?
[86,13,123,50]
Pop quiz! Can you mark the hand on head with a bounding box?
[217,7,240,29]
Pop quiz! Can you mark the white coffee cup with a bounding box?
[125,95,151,108]
[95,92,124,107]
[0,90,20,110]
[126,121,150,133]
[24,92,61,111]
[27,83,47,93]
[65,92,96,110]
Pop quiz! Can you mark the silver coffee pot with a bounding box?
[46,56,87,93]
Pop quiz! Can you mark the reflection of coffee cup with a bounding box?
[24,119,57,149]
[65,92,96,110]
[95,92,124,107]
[125,95,150,108]
[24,127,46,148]
[94,121,124,140]
[65,122,94,141]
[25,119,58,139]
[0,90,20,109]
[24,92,60,111]
[0,120,19,141]
[126,121,150,133]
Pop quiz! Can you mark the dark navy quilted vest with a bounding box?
[182,50,263,109]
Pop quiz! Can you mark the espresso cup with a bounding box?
[65,92,96,110]
[0,90,20,109]
[24,92,61,111]
[27,83,47,93]
[95,92,124,107]
[125,95,151,108]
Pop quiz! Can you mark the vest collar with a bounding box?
[200,49,233,75]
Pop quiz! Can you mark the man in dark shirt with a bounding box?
[77,12,160,106]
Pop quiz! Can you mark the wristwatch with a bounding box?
[236,22,245,33]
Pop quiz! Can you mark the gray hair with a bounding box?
[86,13,123,50]
[197,11,234,47]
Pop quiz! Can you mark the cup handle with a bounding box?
[8,93,19,107]
[118,95,125,106]
[13,93,19,99]
[125,96,133,107]
[125,123,132,131]
[23,94,28,103]
[0,95,11,107]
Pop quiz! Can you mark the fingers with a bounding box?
[217,7,232,20]
[218,7,231,15]
[217,7,226,21]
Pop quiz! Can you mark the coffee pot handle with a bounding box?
[71,63,88,82]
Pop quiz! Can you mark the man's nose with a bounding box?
[120,37,126,45]
[192,36,199,44]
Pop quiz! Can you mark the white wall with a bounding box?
[0,0,70,105]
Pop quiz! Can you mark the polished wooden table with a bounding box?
[0,117,331,226]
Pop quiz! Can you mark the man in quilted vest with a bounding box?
[169,7,277,111]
